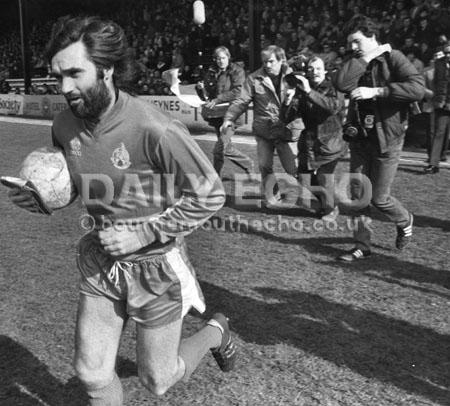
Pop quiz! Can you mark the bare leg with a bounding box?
[74,294,126,406]
[136,319,221,396]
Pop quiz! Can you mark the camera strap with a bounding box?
[354,100,364,126]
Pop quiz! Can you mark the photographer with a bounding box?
[333,16,425,261]
[196,46,254,178]
[282,56,346,220]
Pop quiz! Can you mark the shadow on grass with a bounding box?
[397,166,429,175]
[224,193,317,218]
[413,214,450,232]
[210,215,450,295]
[116,356,138,378]
[225,179,450,231]
[0,335,87,406]
[362,211,450,232]
[201,282,450,405]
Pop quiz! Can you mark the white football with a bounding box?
[19,146,76,209]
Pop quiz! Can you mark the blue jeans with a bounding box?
[256,136,297,197]
[349,140,410,251]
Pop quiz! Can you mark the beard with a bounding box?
[66,79,112,121]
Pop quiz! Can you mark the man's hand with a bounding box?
[295,75,311,94]
[98,224,156,257]
[362,43,392,63]
[284,88,296,105]
[220,120,233,134]
[350,86,387,100]
[205,99,217,109]
[8,187,42,213]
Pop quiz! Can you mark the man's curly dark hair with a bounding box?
[343,15,380,40]
[45,15,139,95]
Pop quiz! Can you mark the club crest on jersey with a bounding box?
[111,143,131,169]
[69,137,82,156]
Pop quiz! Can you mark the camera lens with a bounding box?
[344,126,358,138]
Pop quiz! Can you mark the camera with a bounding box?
[284,71,306,89]
[342,123,368,142]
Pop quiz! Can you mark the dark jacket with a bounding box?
[281,78,346,170]
[333,49,425,153]
[224,63,293,140]
[433,57,450,109]
[198,62,245,127]
[200,62,245,103]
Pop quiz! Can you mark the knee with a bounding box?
[138,365,183,397]
[74,358,112,390]
[138,372,171,397]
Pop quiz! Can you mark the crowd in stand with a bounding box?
[0,0,449,95]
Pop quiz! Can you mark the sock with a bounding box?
[86,373,123,406]
[179,324,222,381]
[206,318,224,339]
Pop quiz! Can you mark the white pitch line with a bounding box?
[0,116,52,126]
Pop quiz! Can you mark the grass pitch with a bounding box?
[0,121,449,406]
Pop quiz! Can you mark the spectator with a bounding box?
[286,32,300,58]
[154,50,168,74]
[274,33,288,50]
[406,50,425,74]
[422,55,437,163]
[425,42,450,173]
[260,34,271,50]
[418,41,434,67]
[0,0,445,97]
[401,36,420,59]
[170,46,184,71]
[278,15,292,36]
[410,0,427,22]
[435,34,448,52]
[0,79,10,94]
[394,16,416,48]
[297,28,316,52]
[414,17,434,46]
[319,42,338,71]
[379,17,396,46]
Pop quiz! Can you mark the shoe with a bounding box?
[423,165,439,174]
[207,313,236,372]
[319,206,339,222]
[338,248,371,262]
[263,191,286,208]
[396,213,413,250]
[440,156,448,162]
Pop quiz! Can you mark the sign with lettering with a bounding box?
[23,95,68,117]
[0,94,23,115]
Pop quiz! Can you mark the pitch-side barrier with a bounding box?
[0,93,253,133]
